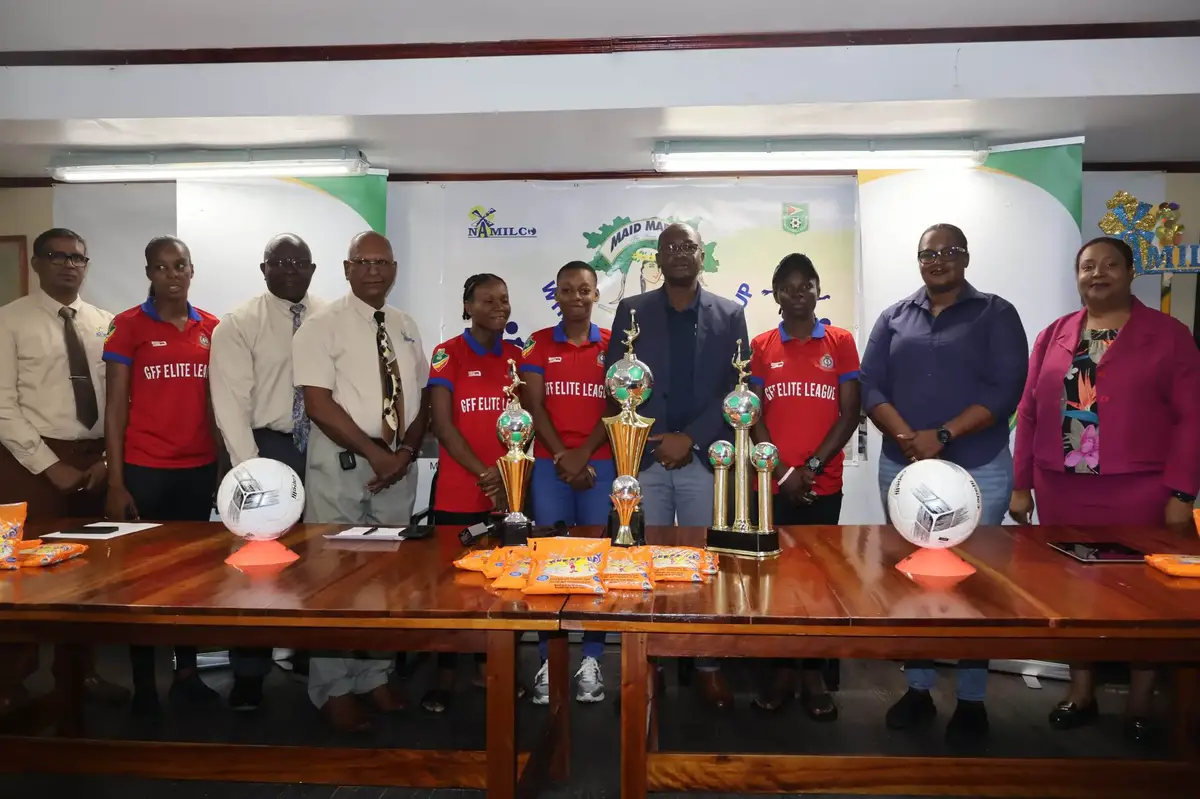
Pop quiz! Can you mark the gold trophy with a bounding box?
[495,359,535,546]
[602,309,654,546]
[705,340,781,558]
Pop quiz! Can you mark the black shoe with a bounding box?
[168,671,220,706]
[885,688,937,730]
[946,699,989,743]
[229,677,264,712]
[131,688,160,717]
[1123,716,1153,744]
[291,651,310,678]
[1048,700,1098,730]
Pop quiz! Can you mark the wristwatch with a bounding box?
[936,427,954,445]
[1171,490,1196,504]
[805,456,824,475]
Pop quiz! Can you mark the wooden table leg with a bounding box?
[1172,666,1200,761]
[621,632,649,799]
[546,631,570,782]
[486,630,518,799]
[52,643,86,738]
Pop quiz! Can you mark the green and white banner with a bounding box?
[177,175,388,315]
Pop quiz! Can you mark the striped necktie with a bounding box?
[290,303,310,451]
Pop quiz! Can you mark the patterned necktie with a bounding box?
[290,303,310,452]
[374,311,404,447]
[58,307,99,430]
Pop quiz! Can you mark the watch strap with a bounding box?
[1171,490,1196,504]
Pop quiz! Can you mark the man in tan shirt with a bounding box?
[292,231,429,731]
[0,228,128,711]
[210,233,325,711]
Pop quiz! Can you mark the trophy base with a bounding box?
[706,527,781,559]
[606,507,645,547]
[488,512,533,547]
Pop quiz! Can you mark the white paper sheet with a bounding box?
[43,522,162,540]
[322,526,410,541]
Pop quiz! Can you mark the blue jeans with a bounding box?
[878,448,1013,702]
[532,456,613,661]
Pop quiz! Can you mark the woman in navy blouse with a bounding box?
[860,223,1028,745]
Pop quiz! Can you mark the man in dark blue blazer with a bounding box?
[604,221,747,709]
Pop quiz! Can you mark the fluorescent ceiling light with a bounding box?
[50,146,370,182]
[653,138,986,172]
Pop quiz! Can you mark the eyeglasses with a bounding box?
[917,246,968,264]
[38,250,90,268]
[347,258,396,269]
[660,242,700,256]
[265,258,314,271]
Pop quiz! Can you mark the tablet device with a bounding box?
[1049,541,1145,563]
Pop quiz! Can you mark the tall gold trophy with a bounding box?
[495,359,535,546]
[602,309,654,546]
[706,340,781,558]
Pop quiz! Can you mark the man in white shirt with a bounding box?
[210,233,325,711]
[292,230,429,731]
[0,228,128,711]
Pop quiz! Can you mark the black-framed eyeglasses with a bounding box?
[38,250,89,268]
[346,258,396,269]
[660,242,700,256]
[265,258,315,271]
[917,246,968,264]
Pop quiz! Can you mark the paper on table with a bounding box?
[43,521,162,540]
[322,526,411,541]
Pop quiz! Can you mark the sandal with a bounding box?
[420,688,452,714]
[752,665,797,712]
[800,687,838,722]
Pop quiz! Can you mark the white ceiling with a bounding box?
[1,0,1197,50]
[1,95,1196,177]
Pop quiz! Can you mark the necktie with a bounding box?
[374,311,404,447]
[58,307,99,430]
[290,303,310,452]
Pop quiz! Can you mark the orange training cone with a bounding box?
[225,538,299,568]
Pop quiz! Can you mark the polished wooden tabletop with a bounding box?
[562,525,1200,631]
[0,522,563,627]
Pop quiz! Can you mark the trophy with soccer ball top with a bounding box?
[603,309,654,546]
[496,359,535,546]
[706,340,781,558]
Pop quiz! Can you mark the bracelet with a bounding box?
[398,444,416,457]
[778,467,796,486]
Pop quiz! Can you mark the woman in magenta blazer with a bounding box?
[1010,235,1200,743]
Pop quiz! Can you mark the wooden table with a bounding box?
[562,524,1200,798]
[0,523,570,799]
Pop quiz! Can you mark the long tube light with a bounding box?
[652,138,986,172]
[50,147,370,182]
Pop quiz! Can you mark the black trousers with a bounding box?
[124,462,216,687]
[772,491,843,673]
[434,510,493,669]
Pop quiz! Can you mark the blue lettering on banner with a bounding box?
[467,206,538,239]
[735,283,752,307]
[542,280,562,318]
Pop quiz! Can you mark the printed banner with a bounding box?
[395,177,859,349]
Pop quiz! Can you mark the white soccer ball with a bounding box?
[217,458,305,541]
[886,459,981,549]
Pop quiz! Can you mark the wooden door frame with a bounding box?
[0,235,29,297]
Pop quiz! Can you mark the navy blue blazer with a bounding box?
[604,286,749,471]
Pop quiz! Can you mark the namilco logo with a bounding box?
[577,216,720,310]
[468,206,537,239]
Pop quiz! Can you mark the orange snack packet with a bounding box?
[523,537,610,595]
[649,546,707,582]
[492,552,533,589]
[1145,554,1200,578]
[453,549,493,572]
[0,502,27,570]
[602,546,655,591]
[18,543,87,568]
[701,549,720,574]
[483,546,529,579]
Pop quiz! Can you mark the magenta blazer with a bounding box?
[1013,298,1200,494]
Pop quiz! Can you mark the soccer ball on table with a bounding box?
[886,459,981,550]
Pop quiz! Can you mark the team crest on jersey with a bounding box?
[431,347,449,371]
[104,320,117,343]
[596,351,605,367]
[199,334,211,349]
[819,353,834,370]
[521,339,535,358]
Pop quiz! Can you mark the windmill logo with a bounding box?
[467,206,537,239]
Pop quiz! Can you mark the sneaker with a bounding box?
[885,688,937,730]
[168,671,220,706]
[946,699,989,743]
[530,661,550,705]
[575,656,604,703]
[229,677,264,712]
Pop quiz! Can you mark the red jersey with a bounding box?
[518,323,611,461]
[102,299,220,469]
[427,330,524,513]
[749,322,860,495]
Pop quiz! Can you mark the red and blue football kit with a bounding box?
[518,323,611,461]
[427,330,524,513]
[749,321,860,496]
[102,299,220,468]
